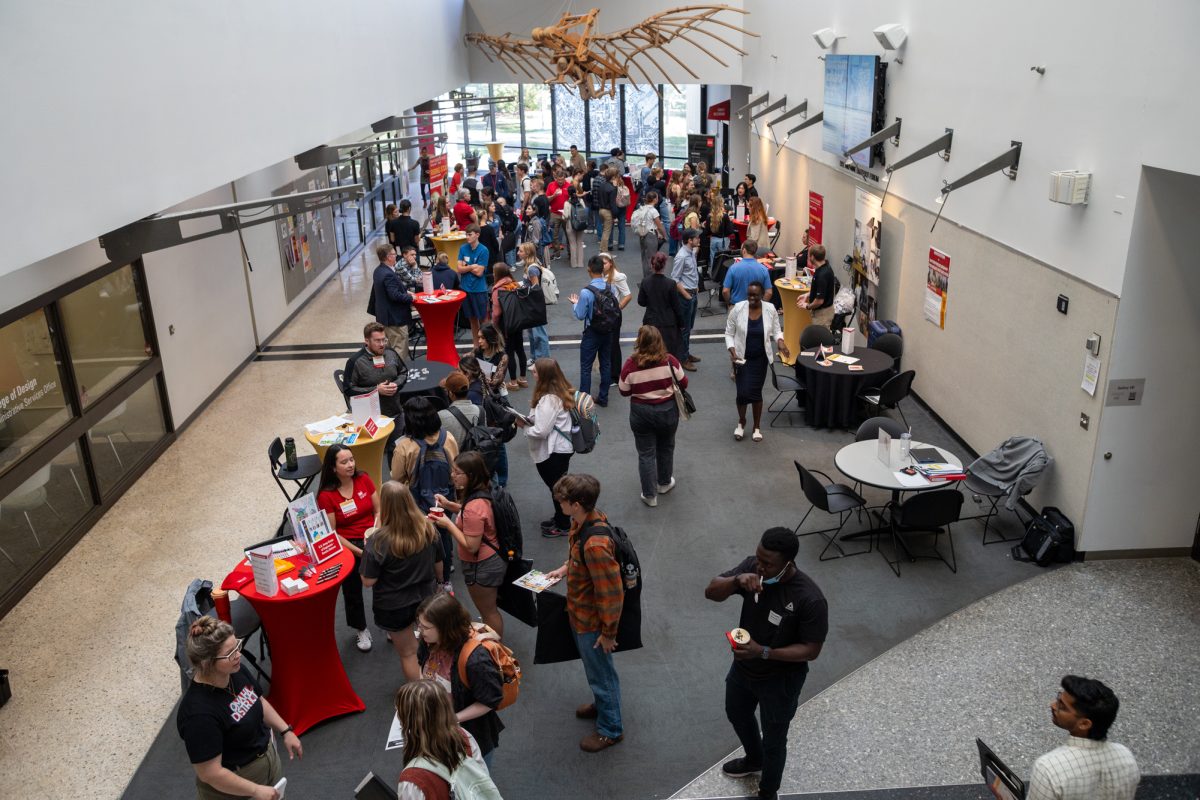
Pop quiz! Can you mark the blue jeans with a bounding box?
[725,664,807,795]
[615,212,626,249]
[679,294,698,359]
[579,326,612,404]
[492,443,509,488]
[575,630,623,738]
[589,207,600,233]
[527,325,551,360]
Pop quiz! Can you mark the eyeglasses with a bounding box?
[215,639,245,661]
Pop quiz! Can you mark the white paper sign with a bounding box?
[841,327,856,354]
[248,545,279,596]
[735,202,746,222]
[440,217,451,235]
[877,429,893,467]
[1081,355,1100,396]
[421,270,434,294]
[350,388,381,426]
[784,256,797,281]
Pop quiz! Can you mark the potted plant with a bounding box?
[465,149,480,173]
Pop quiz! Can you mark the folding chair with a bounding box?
[793,461,869,560]
[767,360,805,427]
[878,489,964,576]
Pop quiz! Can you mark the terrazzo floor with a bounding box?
[673,558,1200,799]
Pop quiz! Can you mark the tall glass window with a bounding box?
[523,84,553,157]
[0,310,73,473]
[553,87,585,157]
[588,91,621,159]
[0,440,90,581]
[88,379,166,495]
[624,85,660,158]
[662,85,689,167]
[58,264,152,409]
[493,84,522,151]
[465,83,494,154]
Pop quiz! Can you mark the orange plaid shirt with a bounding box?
[566,511,624,638]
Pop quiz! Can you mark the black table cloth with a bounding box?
[795,346,894,429]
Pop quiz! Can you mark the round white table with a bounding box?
[834,439,963,543]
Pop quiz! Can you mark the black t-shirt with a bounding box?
[418,641,506,755]
[360,538,442,611]
[810,263,836,310]
[719,557,829,678]
[386,216,422,253]
[177,665,270,769]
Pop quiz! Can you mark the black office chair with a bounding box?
[879,489,964,576]
[871,332,904,375]
[767,360,805,427]
[793,461,869,560]
[418,233,438,268]
[800,324,836,350]
[961,437,1052,545]
[768,219,782,252]
[700,251,738,316]
[333,369,350,412]
[407,318,426,360]
[859,369,915,428]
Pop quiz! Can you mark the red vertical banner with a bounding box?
[808,191,824,245]
[416,111,435,154]
[427,153,448,199]
[924,247,951,329]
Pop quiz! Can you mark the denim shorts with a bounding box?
[461,553,506,588]
[463,291,489,321]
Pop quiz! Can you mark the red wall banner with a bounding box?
[427,153,448,197]
[808,191,824,245]
[707,100,730,121]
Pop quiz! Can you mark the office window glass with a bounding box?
[493,84,522,150]
[0,310,73,474]
[0,440,90,587]
[624,85,660,159]
[89,379,167,496]
[465,83,494,150]
[662,85,689,166]
[588,92,621,157]
[58,264,152,410]
[553,86,585,158]
[523,84,553,156]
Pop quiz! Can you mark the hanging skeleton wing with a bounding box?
[464,32,560,83]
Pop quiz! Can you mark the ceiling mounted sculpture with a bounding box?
[466,5,758,100]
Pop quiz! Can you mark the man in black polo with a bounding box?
[798,244,835,329]
[705,528,828,800]
[345,322,405,464]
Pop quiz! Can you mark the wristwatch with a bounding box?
[760,646,771,661]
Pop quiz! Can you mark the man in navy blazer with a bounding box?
[369,243,414,359]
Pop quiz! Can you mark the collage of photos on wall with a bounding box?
[852,187,882,334]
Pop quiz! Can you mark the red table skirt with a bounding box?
[415,290,466,366]
[223,547,363,734]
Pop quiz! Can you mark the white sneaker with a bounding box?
[640,494,658,507]
[752,429,763,442]
[657,477,676,494]
[356,629,373,652]
[734,424,745,441]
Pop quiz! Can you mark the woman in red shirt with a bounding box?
[317,444,377,653]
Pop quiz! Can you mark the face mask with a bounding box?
[761,563,789,586]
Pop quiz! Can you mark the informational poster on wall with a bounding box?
[275,170,339,302]
[924,247,951,328]
[428,153,448,199]
[808,191,824,245]
[853,188,882,285]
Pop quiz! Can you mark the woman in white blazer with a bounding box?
[724,281,789,441]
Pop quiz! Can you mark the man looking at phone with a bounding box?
[704,528,828,800]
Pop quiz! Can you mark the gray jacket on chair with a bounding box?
[967,436,1052,510]
[174,578,215,694]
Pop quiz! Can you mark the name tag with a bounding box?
[372,355,385,368]
[767,609,782,626]
[340,499,357,516]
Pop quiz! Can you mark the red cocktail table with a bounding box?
[222,547,363,734]
[414,290,466,366]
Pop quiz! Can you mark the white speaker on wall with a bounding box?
[812,28,843,49]
[873,24,907,50]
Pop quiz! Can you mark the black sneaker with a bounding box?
[540,518,556,531]
[722,757,762,778]
[757,790,778,800]
[542,527,569,538]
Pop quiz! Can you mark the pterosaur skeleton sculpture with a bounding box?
[466,5,759,100]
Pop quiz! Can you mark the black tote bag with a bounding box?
[497,284,548,336]
[496,556,538,627]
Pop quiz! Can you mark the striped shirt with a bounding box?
[1027,736,1139,800]
[618,355,687,405]
[566,511,624,638]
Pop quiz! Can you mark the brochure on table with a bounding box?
[287,494,343,565]
[248,545,280,596]
[350,388,382,427]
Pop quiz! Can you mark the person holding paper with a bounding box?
[316,445,377,653]
[346,322,405,465]
[177,617,302,800]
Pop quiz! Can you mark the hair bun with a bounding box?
[189,617,215,638]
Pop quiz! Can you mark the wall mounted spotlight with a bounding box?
[735,92,770,120]
[812,28,843,49]
[777,111,824,154]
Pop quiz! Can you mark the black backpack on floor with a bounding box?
[1013,506,1075,566]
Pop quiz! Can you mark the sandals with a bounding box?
[734,423,745,441]
[505,380,520,390]
[752,429,763,442]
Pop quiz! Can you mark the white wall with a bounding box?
[1082,168,1200,552]
[741,0,1200,296]
[464,0,748,87]
[0,0,468,279]
[140,186,257,424]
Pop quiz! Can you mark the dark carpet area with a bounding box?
[123,279,1048,800]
